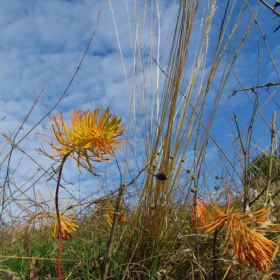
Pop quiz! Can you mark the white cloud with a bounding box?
[0,1,279,221]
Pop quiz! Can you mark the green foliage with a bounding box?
[249,152,280,180]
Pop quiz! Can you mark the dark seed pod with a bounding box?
[214,185,220,191]
[155,172,168,180]
[191,174,197,180]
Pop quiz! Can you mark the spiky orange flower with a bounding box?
[199,203,278,272]
[51,212,78,240]
[225,212,277,272]
[190,199,207,227]
[39,107,126,172]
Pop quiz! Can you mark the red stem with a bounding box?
[55,156,68,280]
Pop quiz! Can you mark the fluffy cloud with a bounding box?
[0,1,279,221]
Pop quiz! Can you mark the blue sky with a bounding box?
[0,0,279,218]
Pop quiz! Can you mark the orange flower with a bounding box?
[199,203,278,272]
[105,208,129,227]
[226,215,276,271]
[190,199,207,227]
[39,107,126,172]
[51,211,78,240]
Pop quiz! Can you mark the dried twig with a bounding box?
[259,0,280,17]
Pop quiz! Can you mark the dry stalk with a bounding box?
[264,111,276,208]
